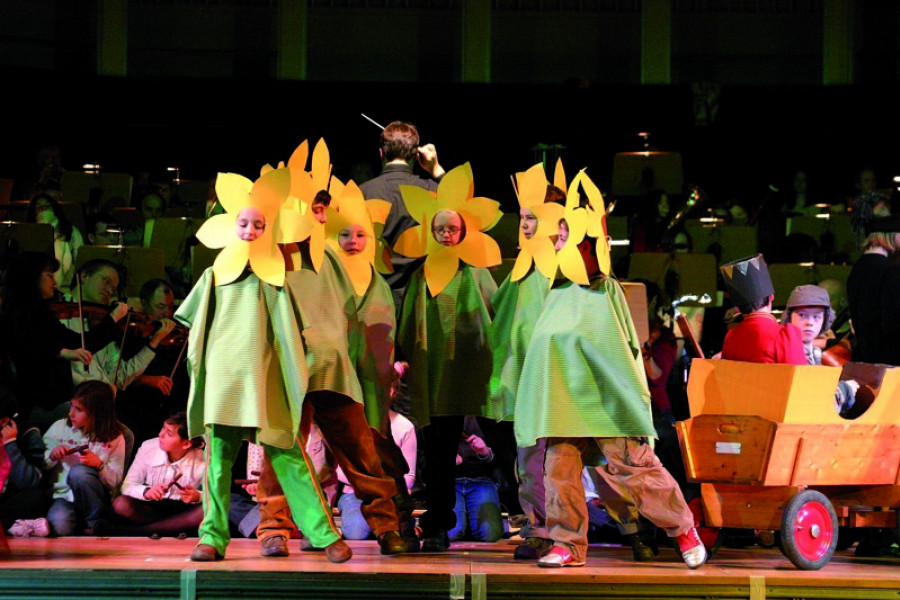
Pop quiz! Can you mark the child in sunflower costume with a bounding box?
[252,140,409,556]
[487,161,564,560]
[513,170,706,570]
[174,167,350,563]
[395,163,502,552]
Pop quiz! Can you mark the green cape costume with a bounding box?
[285,243,363,405]
[398,263,497,427]
[486,267,550,422]
[175,268,308,449]
[514,277,655,456]
[346,265,396,437]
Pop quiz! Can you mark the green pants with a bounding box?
[199,424,340,555]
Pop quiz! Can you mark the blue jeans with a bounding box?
[448,477,503,542]
[47,464,111,536]
[337,492,373,540]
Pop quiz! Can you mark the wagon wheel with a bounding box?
[780,490,838,570]
[685,493,723,557]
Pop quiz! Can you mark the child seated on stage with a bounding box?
[780,285,859,416]
[108,411,205,536]
[1,386,50,538]
[449,417,504,543]
[43,381,126,536]
[719,254,806,365]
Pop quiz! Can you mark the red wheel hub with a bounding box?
[791,500,834,560]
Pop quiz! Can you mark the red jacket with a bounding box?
[721,312,807,365]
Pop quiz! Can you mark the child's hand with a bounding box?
[49,445,70,461]
[1,420,17,444]
[144,484,168,501]
[243,482,258,496]
[179,485,201,504]
[465,434,490,457]
[79,450,103,470]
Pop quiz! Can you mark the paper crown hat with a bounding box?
[719,253,774,308]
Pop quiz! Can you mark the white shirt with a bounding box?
[43,419,125,501]
[121,438,206,501]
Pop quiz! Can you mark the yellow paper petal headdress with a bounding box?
[324,179,392,296]
[555,169,612,285]
[393,162,502,296]
[510,161,565,282]
[195,168,312,287]
[276,138,336,272]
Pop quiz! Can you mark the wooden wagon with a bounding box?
[677,358,900,569]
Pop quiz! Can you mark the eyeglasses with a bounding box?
[432,226,460,236]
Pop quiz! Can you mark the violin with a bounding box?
[47,298,187,349]
[123,311,189,350]
[821,305,852,367]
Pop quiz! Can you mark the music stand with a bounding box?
[147,217,199,269]
[611,152,684,197]
[61,171,133,206]
[75,246,165,299]
[0,222,54,258]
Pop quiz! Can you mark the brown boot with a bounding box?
[325,539,353,563]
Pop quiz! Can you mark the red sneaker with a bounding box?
[675,527,708,569]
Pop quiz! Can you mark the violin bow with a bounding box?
[110,306,133,387]
[169,332,189,380]
[77,279,86,350]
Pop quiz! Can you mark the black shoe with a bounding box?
[377,530,411,555]
[625,533,659,562]
[421,529,450,553]
[514,537,554,560]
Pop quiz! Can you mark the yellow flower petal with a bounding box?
[366,199,391,226]
[399,185,438,229]
[437,162,474,207]
[460,196,502,231]
[211,242,250,286]
[310,139,332,191]
[248,235,285,286]
[196,213,237,249]
[394,225,429,258]
[215,173,253,215]
[455,231,501,268]
[553,158,568,194]
[423,250,460,296]
[529,236,559,279]
[516,163,549,208]
[276,207,313,245]
[566,207,588,245]
[338,252,374,296]
[287,140,309,171]
[308,225,325,272]
[532,202,564,238]
[559,244,589,285]
[252,168,292,216]
[510,249,533,282]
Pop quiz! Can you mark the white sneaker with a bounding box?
[675,527,708,569]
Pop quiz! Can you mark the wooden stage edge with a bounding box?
[1,537,899,600]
